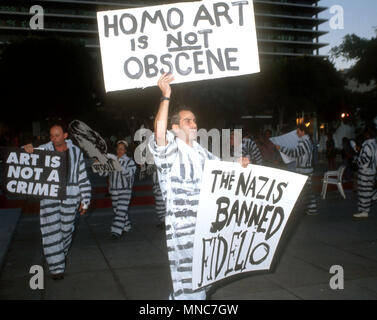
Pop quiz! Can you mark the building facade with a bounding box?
[0,0,328,58]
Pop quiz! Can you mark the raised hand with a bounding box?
[158,73,174,98]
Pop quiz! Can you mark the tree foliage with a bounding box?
[331,30,377,84]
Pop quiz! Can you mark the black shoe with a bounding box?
[156,222,165,230]
[51,273,64,280]
[111,232,121,240]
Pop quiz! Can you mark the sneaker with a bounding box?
[353,212,368,218]
[306,211,318,216]
[123,226,132,232]
[156,222,165,230]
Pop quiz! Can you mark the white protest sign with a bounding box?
[269,130,299,164]
[97,0,260,92]
[192,160,307,290]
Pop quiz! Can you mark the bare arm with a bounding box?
[154,73,174,146]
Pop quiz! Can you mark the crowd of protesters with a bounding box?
[0,90,376,299]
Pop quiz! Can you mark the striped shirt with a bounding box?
[101,154,136,190]
[357,139,377,173]
[242,138,263,165]
[280,135,313,170]
[38,139,91,205]
[148,130,218,299]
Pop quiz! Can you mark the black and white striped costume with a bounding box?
[148,164,166,223]
[280,135,318,215]
[148,130,217,300]
[357,138,377,214]
[100,154,136,235]
[38,139,91,275]
[242,138,263,165]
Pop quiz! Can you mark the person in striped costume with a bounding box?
[24,122,91,280]
[275,125,318,215]
[148,73,220,300]
[241,136,263,165]
[229,130,262,164]
[146,163,166,229]
[100,140,136,238]
[353,127,377,218]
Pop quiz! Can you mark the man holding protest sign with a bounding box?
[24,121,91,279]
[274,125,318,215]
[148,73,221,300]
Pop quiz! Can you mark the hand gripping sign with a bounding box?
[97,0,260,92]
[192,160,307,290]
[1,148,67,200]
[269,130,299,164]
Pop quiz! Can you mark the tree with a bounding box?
[331,30,377,84]
[245,56,345,126]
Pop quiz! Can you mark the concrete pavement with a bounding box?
[1,187,377,300]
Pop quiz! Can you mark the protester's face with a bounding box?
[116,144,126,158]
[265,131,271,139]
[296,128,305,138]
[50,126,68,148]
[174,110,197,143]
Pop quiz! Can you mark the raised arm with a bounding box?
[154,73,174,146]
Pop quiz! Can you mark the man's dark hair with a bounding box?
[297,124,307,134]
[49,120,68,133]
[364,125,376,139]
[170,105,195,127]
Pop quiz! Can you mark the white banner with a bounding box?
[192,160,307,290]
[97,0,260,92]
[269,130,299,164]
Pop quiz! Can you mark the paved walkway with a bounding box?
[1,188,377,300]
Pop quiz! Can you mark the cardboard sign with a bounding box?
[269,130,299,164]
[192,160,307,289]
[68,120,122,172]
[1,148,67,200]
[97,0,260,92]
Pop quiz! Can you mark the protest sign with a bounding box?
[269,130,299,164]
[68,120,122,173]
[192,160,307,290]
[97,0,260,92]
[1,148,67,200]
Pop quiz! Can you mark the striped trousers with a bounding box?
[40,196,80,275]
[166,214,207,300]
[110,189,132,235]
[357,170,377,213]
[152,181,166,222]
[297,168,318,215]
